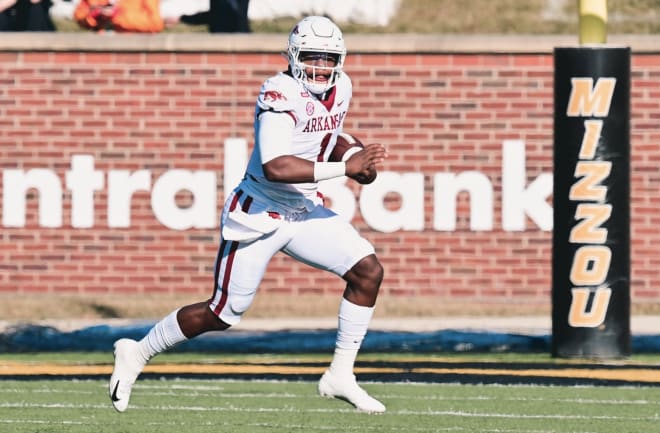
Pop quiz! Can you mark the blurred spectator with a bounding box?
[165,0,250,33]
[0,0,56,31]
[74,0,164,32]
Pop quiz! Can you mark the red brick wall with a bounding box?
[1,49,658,307]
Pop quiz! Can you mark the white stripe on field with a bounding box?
[2,386,656,407]
[0,388,95,394]
[1,401,659,422]
[0,419,559,433]
[0,419,84,425]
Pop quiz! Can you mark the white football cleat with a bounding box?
[109,338,145,413]
[318,370,386,413]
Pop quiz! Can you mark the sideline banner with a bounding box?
[552,47,631,358]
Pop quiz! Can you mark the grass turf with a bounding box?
[1,352,660,432]
[1,378,659,433]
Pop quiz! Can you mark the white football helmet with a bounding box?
[287,16,346,94]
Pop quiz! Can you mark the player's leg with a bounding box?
[108,304,213,413]
[109,242,234,413]
[109,235,280,412]
[318,255,385,413]
[323,254,383,374]
[110,192,287,412]
[283,207,385,412]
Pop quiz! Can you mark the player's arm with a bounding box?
[265,146,386,183]
[263,155,317,183]
[259,111,386,183]
[257,112,347,183]
[259,111,314,182]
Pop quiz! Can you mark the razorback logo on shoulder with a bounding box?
[302,110,347,133]
[263,90,287,102]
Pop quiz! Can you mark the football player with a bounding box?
[109,15,388,413]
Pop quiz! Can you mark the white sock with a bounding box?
[328,298,374,378]
[137,309,187,363]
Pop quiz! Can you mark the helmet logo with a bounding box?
[306,101,314,115]
[292,25,299,35]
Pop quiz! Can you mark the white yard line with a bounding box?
[0,418,553,433]
[1,401,658,421]
[2,386,655,406]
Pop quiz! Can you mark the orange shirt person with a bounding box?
[74,0,164,33]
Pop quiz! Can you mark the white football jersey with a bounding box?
[240,71,352,211]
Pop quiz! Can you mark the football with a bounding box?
[325,132,364,162]
[321,132,376,184]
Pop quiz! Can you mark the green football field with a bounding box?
[1,353,660,433]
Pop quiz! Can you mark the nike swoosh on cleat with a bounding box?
[111,381,120,402]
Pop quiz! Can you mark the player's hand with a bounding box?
[345,143,387,184]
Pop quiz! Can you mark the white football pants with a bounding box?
[209,188,375,325]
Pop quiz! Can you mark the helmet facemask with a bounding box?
[287,16,346,95]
